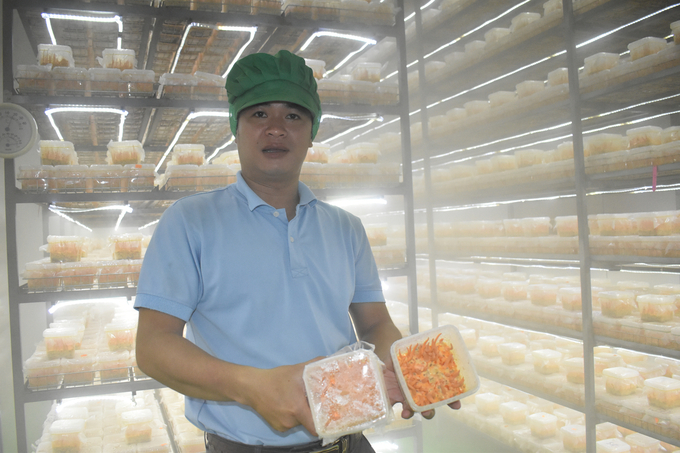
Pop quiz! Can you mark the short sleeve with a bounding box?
[351,217,385,304]
[134,202,203,321]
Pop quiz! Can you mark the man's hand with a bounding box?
[241,357,322,436]
[382,357,461,420]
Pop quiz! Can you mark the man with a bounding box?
[135,50,457,453]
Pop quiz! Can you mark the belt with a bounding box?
[205,432,356,453]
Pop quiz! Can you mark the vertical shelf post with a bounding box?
[395,0,420,336]
[562,0,596,451]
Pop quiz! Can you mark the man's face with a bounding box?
[235,102,313,184]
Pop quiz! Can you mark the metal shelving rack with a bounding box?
[2,1,420,451]
[407,0,680,452]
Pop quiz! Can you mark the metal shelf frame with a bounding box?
[408,0,680,451]
[3,0,420,451]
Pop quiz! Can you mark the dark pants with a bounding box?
[205,432,376,453]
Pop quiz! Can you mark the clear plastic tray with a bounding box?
[390,325,480,412]
[303,348,390,439]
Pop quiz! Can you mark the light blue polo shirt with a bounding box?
[134,172,385,446]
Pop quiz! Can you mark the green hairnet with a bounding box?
[226,50,322,139]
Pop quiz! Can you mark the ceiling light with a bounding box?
[170,23,257,76]
[155,111,231,172]
[45,107,128,142]
[48,206,92,232]
[206,136,236,163]
[138,219,160,231]
[42,13,123,49]
[299,32,376,75]
[327,197,387,208]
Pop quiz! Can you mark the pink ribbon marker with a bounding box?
[652,166,658,192]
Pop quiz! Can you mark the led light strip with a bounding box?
[321,118,383,144]
[170,23,257,76]
[48,205,93,232]
[139,219,160,231]
[403,0,437,22]
[299,31,377,76]
[42,13,123,49]
[206,136,236,163]
[45,107,128,142]
[156,111,231,172]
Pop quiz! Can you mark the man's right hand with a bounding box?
[239,357,323,437]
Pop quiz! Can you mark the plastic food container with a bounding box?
[499,401,527,425]
[488,90,516,108]
[521,217,551,237]
[40,140,78,166]
[98,350,130,380]
[98,261,129,286]
[89,68,122,93]
[351,62,381,82]
[104,319,137,352]
[514,151,544,171]
[303,348,390,438]
[171,144,205,166]
[47,236,85,263]
[124,164,156,191]
[18,165,50,192]
[528,284,558,306]
[663,125,680,143]
[643,376,680,409]
[532,349,562,375]
[198,164,235,191]
[547,67,569,87]
[624,433,659,453]
[599,291,636,318]
[305,59,326,79]
[88,165,123,192]
[16,64,52,94]
[306,142,330,164]
[583,52,620,75]
[159,73,196,97]
[602,367,641,396]
[626,126,663,148]
[121,409,154,443]
[484,27,511,45]
[24,260,61,290]
[510,12,541,33]
[636,294,676,322]
[464,100,489,116]
[165,165,199,191]
[527,412,557,439]
[194,72,227,98]
[450,274,476,295]
[122,69,155,95]
[446,107,466,122]
[58,262,97,288]
[475,278,502,299]
[99,48,137,70]
[464,40,486,55]
[594,352,623,376]
[61,350,97,385]
[554,216,578,237]
[498,342,527,365]
[107,140,145,165]
[391,325,479,412]
[516,80,545,98]
[596,438,631,453]
[558,287,582,311]
[43,327,79,359]
[37,44,74,67]
[627,37,667,61]
[501,280,528,302]
[52,67,88,92]
[563,357,584,384]
[584,134,628,157]
[50,419,86,453]
[24,355,62,388]
[652,210,680,235]
[560,424,586,452]
[109,233,143,260]
[475,392,500,415]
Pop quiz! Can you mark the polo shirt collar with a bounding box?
[235,171,317,212]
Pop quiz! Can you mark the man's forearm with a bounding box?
[136,326,252,403]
